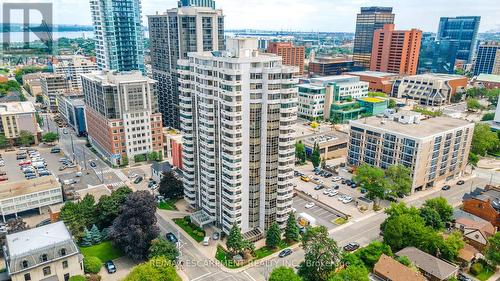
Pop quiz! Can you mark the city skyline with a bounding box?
[31,0,500,32]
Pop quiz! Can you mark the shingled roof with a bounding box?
[373,254,427,281]
[396,247,459,281]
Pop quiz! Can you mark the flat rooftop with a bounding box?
[350,115,472,138]
[347,71,398,78]
[6,221,72,257]
[0,101,36,115]
[0,175,61,200]
[405,73,466,81]
[477,74,500,83]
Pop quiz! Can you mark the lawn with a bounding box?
[80,241,123,262]
[215,246,241,269]
[173,216,205,242]
[473,266,495,281]
[158,200,178,211]
[254,240,295,259]
[333,217,348,225]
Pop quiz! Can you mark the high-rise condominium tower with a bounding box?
[179,38,298,236]
[437,16,480,63]
[90,0,145,72]
[353,7,395,69]
[148,0,224,128]
[473,41,500,76]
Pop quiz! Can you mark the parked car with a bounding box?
[360,188,367,194]
[25,174,36,180]
[300,176,310,182]
[36,219,51,228]
[134,176,143,184]
[332,176,342,182]
[323,189,333,195]
[333,185,340,190]
[328,190,338,197]
[212,232,220,240]
[314,185,324,191]
[39,171,51,177]
[128,173,138,179]
[18,160,31,166]
[165,232,178,243]
[89,161,97,168]
[457,180,465,185]
[105,260,116,274]
[203,236,210,246]
[441,185,451,191]
[278,249,293,258]
[343,242,360,252]
[305,202,315,209]
[0,171,6,176]
[16,154,27,160]
[50,147,61,153]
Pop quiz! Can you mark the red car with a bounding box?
[0,176,8,182]
[18,160,31,166]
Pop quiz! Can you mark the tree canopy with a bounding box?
[124,256,181,281]
[266,222,282,249]
[18,130,34,146]
[42,132,59,143]
[269,266,302,281]
[158,172,183,200]
[148,237,179,262]
[295,141,307,164]
[311,142,321,168]
[471,123,499,156]
[284,212,300,242]
[486,232,500,266]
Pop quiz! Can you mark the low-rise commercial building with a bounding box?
[391,73,467,106]
[309,57,355,76]
[475,74,500,89]
[296,131,348,160]
[0,175,63,222]
[347,113,474,193]
[40,73,71,112]
[83,71,164,166]
[330,97,388,124]
[346,71,399,94]
[0,102,41,144]
[57,92,87,136]
[3,221,84,281]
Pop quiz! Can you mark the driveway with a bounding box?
[99,256,135,281]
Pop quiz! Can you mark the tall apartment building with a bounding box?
[0,102,41,144]
[267,42,305,75]
[90,0,145,72]
[148,1,224,128]
[40,73,70,112]
[347,113,474,192]
[391,73,467,106]
[370,24,422,75]
[418,33,458,74]
[353,7,395,69]
[52,55,98,91]
[437,16,480,63]
[82,71,163,166]
[473,41,500,76]
[179,38,298,236]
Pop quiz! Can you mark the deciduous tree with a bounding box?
[353,164,387,202]
[356,241,393,268]
[295,141,307,164]
[422,197,453,225]
[124,256,181,281]
[311,142,321,168]
[158,172,183,200]
[485,232,500,266]
[42,132,59,143]
[385,164,412,196]
[18,130,34,146]
[328,265,369,281]
[148,237,179,262]
[471,123,500,156]
[269,266,301,281]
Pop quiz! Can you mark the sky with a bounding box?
[7,0,500,32]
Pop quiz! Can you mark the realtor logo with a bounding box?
[2,2,53,54]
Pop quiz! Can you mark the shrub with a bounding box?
[68,276,86,281]
[470,262,484,275]
[86,274,101,281]
[83,256,102,274]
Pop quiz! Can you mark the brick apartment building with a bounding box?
[463,185,500,228]
[267,42,305,75]
[370,24,422,75]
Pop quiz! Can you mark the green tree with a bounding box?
[328,265,369,281]
[468,152,480,167]
[90,224,102,245]
[356,241,393,268]
[266,222,282,249]
[353,164,387,202]
[295,141,307,164]
[121,155,129,166]
[81,227,92,246]
[385,164,412,196]
[396,255,411,266]
[284,212,300,242]
[147,151,159,161]
[485,232,500,266]
[269,266,302,281]
[95,186,132,228]
[68,276,86,281]
[440,231,464,261]
[311,142,321,168]
[158,172,183,200]
[18,130,34,146]
[298,226,341,281]
[227,224,246,256]
[60,195,97,241]
[471,123,500,156]
[148,237,179,261]
[134,154,147,162]
[451,92,463,103]
[0,134,8,148]
[467,98,482,111]
[42,132,59,143]
[422,197,453,225]
[36,94,44,103]
[482,112,495,121]
[83,256,102,274]
[388,99,396,109]
[419,206,444,230]
[124,256,181,281]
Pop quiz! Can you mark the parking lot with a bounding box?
[0,145,78,183]
[294,163,368,220]
[292,196,338,229]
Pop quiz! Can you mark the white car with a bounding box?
[128,173,138,179]
[328,190,339,197]
[305,202,316,209]
[323,188,333,195]
[317,179,324,184]
[342,196,353,204]
[331,176,342,182]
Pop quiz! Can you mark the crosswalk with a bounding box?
[105,182,126,189]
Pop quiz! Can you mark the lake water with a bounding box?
[2,31,151,43]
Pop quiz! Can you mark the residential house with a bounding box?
[151,161,172,184]
[396,247,459,281]
[454,217,496,250]
[373,254,427,281]
[463,185,500,228]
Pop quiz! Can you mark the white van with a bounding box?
[203,236,210,246]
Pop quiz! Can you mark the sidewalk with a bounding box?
[487,270,500,281]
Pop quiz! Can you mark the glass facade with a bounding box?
[353,7,395,69]
[473,42,500,75]
[178,0,215,8]
[437,16,480,63]
[418,33,458,74]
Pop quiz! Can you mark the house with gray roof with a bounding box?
[2,221,84,281]
[396,247,459,281]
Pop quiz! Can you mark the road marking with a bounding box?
[244,271,257,281]
[191,272,213,281]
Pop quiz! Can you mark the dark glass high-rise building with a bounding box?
[148,0,224,128]
[437,16,480,63]
[418,33,458,74]
[353,7,395,69]
[473,41,500,76]
[90,0,145,73]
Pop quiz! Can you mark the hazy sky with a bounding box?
[9,0,500,32]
